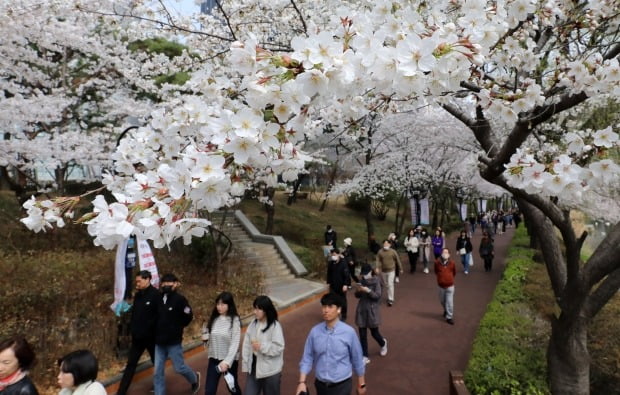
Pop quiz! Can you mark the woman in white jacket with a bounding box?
[241,296,285,395]
[57,350,106,395]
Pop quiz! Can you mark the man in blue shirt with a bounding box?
[296,293,367,395]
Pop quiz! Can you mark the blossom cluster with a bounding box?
[14,0,620,248]
[504,126,619,206]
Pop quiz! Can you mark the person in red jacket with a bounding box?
[434,248,456,325]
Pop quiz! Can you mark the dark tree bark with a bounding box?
[443,98,620,394]
[263,186,276,234]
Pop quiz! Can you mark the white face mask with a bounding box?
[363,272,372,280]
[441,254,450,260]
[331,255,339,261]
[383,246,390,250]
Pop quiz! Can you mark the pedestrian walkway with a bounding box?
[112,226,514,395]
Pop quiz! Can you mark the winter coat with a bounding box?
[431,236,444,256]
[326,258,351,292]
[434,258,456,288]
[130,285,159,340]
[0,375,38,395]
[155,291,193,345]
[241,319,285,379]
[455,237,473,255]
[58,381,106,395]
[404,236,419,253]
[479,238,494,257]
[324,230,337,249]
[354,275,382,328]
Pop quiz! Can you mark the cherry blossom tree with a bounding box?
[0,0,197,197]
[17,1,620,392]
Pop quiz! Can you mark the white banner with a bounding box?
[137,239,159,289]
[110,238,159,315]
[478,199,487,213]
[419,198,430,225]
[457,202,467,222]
[111,238,129,314]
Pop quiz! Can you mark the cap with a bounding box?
[343,237,352,246]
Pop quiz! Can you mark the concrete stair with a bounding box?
[211,211,326,307]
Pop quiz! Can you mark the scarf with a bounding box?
[0,370,26,391]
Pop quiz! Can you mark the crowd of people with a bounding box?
[1,213,515,395]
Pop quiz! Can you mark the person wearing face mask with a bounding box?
[418,228,432,273]
[375,240,403,307]
[354,264,388,365]
[326,249,351,321]
[434,248,456,325]
[117,271,159,395]
[153,273,200,395]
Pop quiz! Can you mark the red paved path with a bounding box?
[114,226,514,395]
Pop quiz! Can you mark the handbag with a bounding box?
[468,253,474,266]
[459,248,466,255]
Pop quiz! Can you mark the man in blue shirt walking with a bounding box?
[296,293,367,395]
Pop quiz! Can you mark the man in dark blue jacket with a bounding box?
[327,249,351,321]
[153,273,200,395]
[117,270,160,395]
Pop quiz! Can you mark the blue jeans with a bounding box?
[439,285,455,320]
[460,253,470,272]
[154,343,197,395]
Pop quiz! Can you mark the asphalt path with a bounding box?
[119,225,514,395]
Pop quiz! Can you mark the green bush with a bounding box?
[465,227,549,394]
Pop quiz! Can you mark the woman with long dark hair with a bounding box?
[204,292,242,395]
[241,296,285,395]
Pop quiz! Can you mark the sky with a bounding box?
[161,0,200,16]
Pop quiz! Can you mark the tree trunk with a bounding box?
[547,315,590,394]
[263,187,275,234]
[319,163,338,212]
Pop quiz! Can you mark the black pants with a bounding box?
[117,337,155,395]
[407,251,419,272]
[483,255,493,272]
[315,377,352,395]
[358,327,385,357]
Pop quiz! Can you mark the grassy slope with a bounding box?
[0,190,399,393]
[466,226,620,394]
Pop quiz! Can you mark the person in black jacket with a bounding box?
[153,274,200,395]
[326,249,351,321]
[0,336,38,395]
[455,230,474,274]
[117,270,160,395]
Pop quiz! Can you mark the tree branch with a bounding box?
[583,222,620,292]
[584,267,620,320]
[214,0,237,42]
[290,0,308,35]
[518,199,567,303]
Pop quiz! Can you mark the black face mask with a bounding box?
[161,285,173,294]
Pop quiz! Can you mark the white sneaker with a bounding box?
[363,356,371,365]
[395,277,400,283]
[423,268,429,274]
[380,338,388,356]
